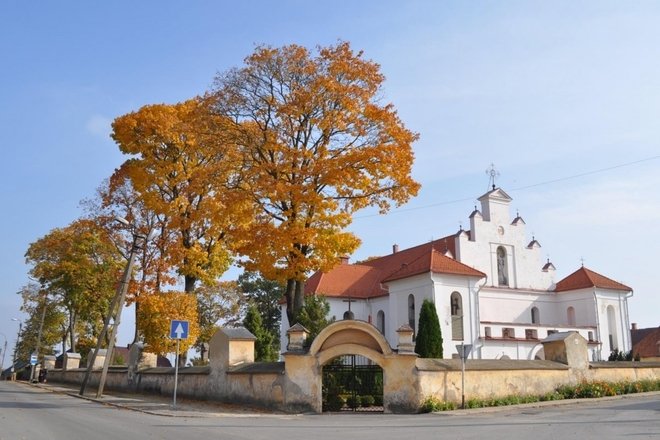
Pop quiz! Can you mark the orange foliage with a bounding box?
[137,291,199,355]
[212,42,420,320]
[111,97,249,291]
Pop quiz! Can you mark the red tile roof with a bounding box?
[554,266,632,293]
[306,235,485,299]
[631,327,660,359]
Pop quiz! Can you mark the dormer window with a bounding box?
[497,246,509,286]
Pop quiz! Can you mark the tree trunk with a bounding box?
[294,279,305,317]
[133,300,140,344]
[184,275,196,293]
[285,279,296,326]
[179,274,197,367]
[69,312,77,353]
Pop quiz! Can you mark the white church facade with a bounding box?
[281,187,633,362]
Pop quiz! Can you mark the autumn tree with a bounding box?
[111,97,247,294]
[195,280,244,357]
[24,219,123,352]
[15,283,66,362]
[137,291,199,355]
[212,42,420,324]
[82,177,171,343]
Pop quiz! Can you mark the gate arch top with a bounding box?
[308,320,393,358]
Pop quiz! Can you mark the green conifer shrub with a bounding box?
[414,299,443,358]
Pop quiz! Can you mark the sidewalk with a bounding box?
[24,380,660,417]
[26,381,290,418]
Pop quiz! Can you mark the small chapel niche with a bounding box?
[496,246,509,286]
[450,292,464,340]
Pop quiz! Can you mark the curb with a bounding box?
[25,382,203,418]
[24,381,290,418]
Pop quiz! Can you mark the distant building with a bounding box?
[281,186,633,361]
[631,324,660,361]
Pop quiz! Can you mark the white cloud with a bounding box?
[85,114,112,139]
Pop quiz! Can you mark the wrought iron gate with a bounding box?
[322,355,383,412]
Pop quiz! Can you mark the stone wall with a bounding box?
[46,325,659,414]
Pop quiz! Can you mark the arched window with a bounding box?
[607,305,618,351]
[376,310,385,335]
[497,246,509,286]
[567,307,576,326]
[408,294,415,333]
[450,291,464,340]
[531,307,540,324]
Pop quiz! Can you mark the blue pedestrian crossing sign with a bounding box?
[169,320,189,339]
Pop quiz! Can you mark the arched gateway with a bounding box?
[310,321,391,412]
[283,320,419,414]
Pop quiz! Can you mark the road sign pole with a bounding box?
[173,338,180,409]
[461,349,466,409]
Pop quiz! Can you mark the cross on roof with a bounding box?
[342,296,356,312]
[486,163,500,190]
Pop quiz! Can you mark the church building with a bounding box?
[281,186,633,361]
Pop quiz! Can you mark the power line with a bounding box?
[354,154,660,220]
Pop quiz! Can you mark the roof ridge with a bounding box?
[361,233,458,266]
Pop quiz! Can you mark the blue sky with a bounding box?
[1,1,659,366]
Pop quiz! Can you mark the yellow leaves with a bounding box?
[138,291,199,355]
[110,42,420,321]
[111,97,246,291]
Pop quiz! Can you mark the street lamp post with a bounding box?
[11,318,23,380]
[80,218,146,397]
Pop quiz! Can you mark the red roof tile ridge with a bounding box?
[555,266,632,292]
[383,245,485,282]
[361,233,458,267]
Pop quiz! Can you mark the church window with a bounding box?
[567,307,576,326]
[450,292,464,340]
[377,310,385,335]
[484,327,492,338]
[525,329,538,340]
[408,294,415,333]
[588,331,594,342]
[496,246,509,286]
[607,305,618,351]
[502,327,515,339]
[531,307,540,324]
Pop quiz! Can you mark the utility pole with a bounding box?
[80,218,145,396]
[11,319,22,380]
[30,290,48,382]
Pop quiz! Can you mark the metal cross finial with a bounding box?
[580,257,585,267]
[485,163,500,190]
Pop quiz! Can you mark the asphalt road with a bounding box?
[0,381,658,440]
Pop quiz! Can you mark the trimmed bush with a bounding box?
[360,395,375,407]
[415,299,443,358]
[323,394,345,412]
[346,395,359,409]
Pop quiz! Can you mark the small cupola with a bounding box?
[542,258,556,272]
[527,236,541,249]
[511,210,526,226]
